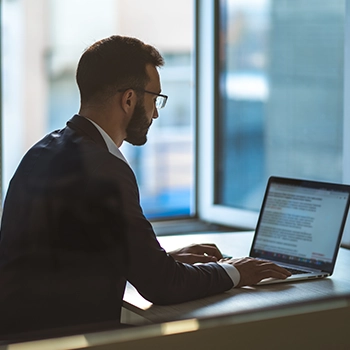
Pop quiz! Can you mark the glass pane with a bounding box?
[217,0,345,211]
[2,0,194,219]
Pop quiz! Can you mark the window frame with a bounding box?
[196,0,259,229]
[342,0,350,246]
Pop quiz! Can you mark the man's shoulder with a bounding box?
[15,125,129,179]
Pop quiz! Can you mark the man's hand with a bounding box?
[168,243,223,264]
[222,257,292,287]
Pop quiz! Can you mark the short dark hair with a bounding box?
[76,35,164,104]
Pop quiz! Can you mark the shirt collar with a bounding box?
[85,117,129,164]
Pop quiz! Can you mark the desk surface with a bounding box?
[123,231,350,324]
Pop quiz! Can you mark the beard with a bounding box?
[125,100,152,146]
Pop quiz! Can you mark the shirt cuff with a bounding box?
[218,262,241,288]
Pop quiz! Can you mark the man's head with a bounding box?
[76,35,164,104]
[76,36,166,146]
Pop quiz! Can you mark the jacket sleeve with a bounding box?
[97,155,234,305]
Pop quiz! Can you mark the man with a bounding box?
[0,35,290,336]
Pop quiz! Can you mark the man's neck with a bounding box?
[78,108,125,148]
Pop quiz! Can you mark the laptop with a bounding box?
[249,176,350,285]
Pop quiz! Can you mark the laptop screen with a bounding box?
[250,177,350,273]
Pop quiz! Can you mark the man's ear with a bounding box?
[120,89,136,114]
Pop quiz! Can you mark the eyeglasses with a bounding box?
[118,88,168,109]
[142,90,168,109]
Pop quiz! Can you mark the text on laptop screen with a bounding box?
[253,182,349,268]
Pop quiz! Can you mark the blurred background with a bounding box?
[1,0,346,222]
[2,0,195,219]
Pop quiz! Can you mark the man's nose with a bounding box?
[153,108,159,119]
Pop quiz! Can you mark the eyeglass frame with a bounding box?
[118,88,168,109]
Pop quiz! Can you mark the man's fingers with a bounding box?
[174,253,218,264]
[167,243,224,264]
[229,257,292,287]
[191,244,223,259]
[256,260,291,278]
[261,262,291,276]
[197,253,218,263]
[257,266,291,280]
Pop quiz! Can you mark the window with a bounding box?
[197,0,350,245]
[218,0,344,211]
[3,0,350,245]
[1,0,195,220]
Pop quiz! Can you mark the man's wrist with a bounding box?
[218,262,241,288]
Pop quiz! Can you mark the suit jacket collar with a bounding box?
[67,114,108,150]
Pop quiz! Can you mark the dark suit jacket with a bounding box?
[0,115,233,337]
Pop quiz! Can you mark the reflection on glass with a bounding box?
[217,0,345,211]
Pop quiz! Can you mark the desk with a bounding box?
[122,231,350,325]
